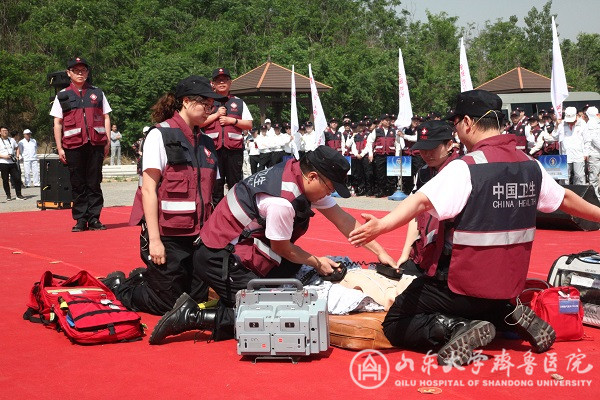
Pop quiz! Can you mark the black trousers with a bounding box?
[0,162,22,197]
[373,154,396,194]
[258,152,272,171]
[382,276,514,350]
[64,142,104,221]
[249,155,260,175]
[115,231,208,315]
[191,244,301,340]
[270,151,285,166]
[350,157,373,192]
[212,147,243,205]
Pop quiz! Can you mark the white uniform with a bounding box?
[18,137,40,186]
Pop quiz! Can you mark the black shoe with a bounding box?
[507,304,555,353]
[88,219,106,230]
[128,267,147,280]
[72,219,88,232]
[6,196,12,201]
[101,271,126,293]
[432,314,496,367]
[149,293,217,345]
[16,195,25,200]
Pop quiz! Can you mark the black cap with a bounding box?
[211,67,231,80]
[510,110,519,116]
[379,113,390,120]
[260,124,267,130]
[446,90,503,120]
[430,111,441,119]
[67,57,89,69]
[528,114,539,121]
[305,121,313,127]
[329,117,339,123]
[390,114,397,120]
[273,123,281,129]
[175,75,228,101]
[299,124,306,130]
[411,114,421,121]
[358,120,365,126]
[411,120,455,151]
[350,122,358,129]
[306,146,351,198]
[514,107,524,112]
[343,114,351,119]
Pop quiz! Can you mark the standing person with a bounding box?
[367,114,397,197]
[246,128,260,174]
[256,124,272,171]
[0,126,24,200]
[110,124,122,165]
[110,75,226,315]
[270,123,290,166]
[557,106,589,185]
[50,57,111,232]
[18,129,40,187]
[586,106,600,197]
[149,146,396,344]
[202,68,253,206]
[324,118,345,155]
[132,126,150,176]
[349,90,600,367]
[347,122,371,196]
[302,122,318,153]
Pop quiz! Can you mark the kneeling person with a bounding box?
[150,145,395,344]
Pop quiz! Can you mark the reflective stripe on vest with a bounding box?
[206,132,219,139]
[453,228,536,246]
[94,127,106,133]
[228,132,244,140]
[425,229,437,246]
[64,128,82,137]
[281,181,301,198]
[161,200,196,212]
[469,150,488,164]
[226,188,252,226]
[254,238,282,264]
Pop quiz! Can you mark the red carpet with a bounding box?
[1,206,599,399]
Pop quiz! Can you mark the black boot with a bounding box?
[506,304,555,353]
[128,267,147,281]
[101,271,126,293]
[149,293,217,345]
[432,313,496,367]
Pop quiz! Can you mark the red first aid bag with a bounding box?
[530,285,585,342]
[23,270,144,344]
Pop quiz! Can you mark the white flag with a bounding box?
[308,64,327,147]
[459,37,473,92]
[395,48,413,129]
[551,16,569,117]
[290,65,300,159]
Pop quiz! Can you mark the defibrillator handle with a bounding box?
[246,279,304,291]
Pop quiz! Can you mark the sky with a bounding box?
[400,0,599,41]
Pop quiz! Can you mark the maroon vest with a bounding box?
[448,135,542,299]
[325,129,343,153]
[200,159,313,276]
[350,133,367,158]
[128,113,218,236]
[530,126,543,158]
[203,95,244,150]
[58,83,107,149]
[373,127,396,155]
[409,150,460,275]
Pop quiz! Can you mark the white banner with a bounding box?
[459,37,473,92]
[308,64,327,147]
[395,48,413,130]
[290,65,300,159]
[551,16,569,117]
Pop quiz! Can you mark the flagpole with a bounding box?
[290,65,300,159]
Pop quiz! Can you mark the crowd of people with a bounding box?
[6,56,600,367]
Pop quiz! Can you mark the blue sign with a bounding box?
[538,155,568,180]
[386,156,412,177]
[345,156,351,175]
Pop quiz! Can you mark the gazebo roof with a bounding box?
[230,62,332,96]
[476,66,571,94]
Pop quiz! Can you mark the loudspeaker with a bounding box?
[39,156,72,204]
[536,184,600,231]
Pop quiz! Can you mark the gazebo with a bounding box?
[230,61,332,124]
[476,66,597,115]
